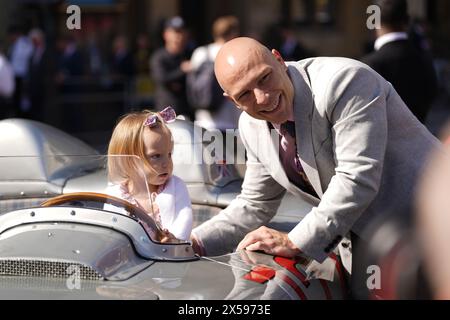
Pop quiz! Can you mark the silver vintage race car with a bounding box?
[0,118,347,300]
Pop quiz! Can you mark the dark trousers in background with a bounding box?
[11,77,23,117]
[0,97,12,119]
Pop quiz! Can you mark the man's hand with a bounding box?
[237,226,302,258]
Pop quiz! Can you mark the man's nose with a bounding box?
[254,88,269,104]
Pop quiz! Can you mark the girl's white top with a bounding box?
[105,175,193,241]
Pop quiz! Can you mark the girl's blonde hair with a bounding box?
[107,110,172,184]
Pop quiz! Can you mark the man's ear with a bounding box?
[223,92,242,109]
[272,49,286,67]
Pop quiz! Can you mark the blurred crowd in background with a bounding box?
[0,0,449,146]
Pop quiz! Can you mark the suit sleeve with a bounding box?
[288,66,388,262]
[192,117,287,256]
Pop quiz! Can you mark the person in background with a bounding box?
[0,47,15,119]
[111,35,135,80]
[55,34,84,85]
[55,34,84,133]
[25,29,52,122]
[189,15,241,131]
[278,22,314,62]
[7,24,33,117]
[110,34,135,112]
[135,33,153,76]
[151,16,194,120]
[262,22,314,62]
[86,33,103,76]
[134,33,155,108]
[361,0,438,124]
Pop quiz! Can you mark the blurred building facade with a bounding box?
[1,0,448,57]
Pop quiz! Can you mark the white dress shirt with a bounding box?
[9,36,33,77]
[0,54,15,97]
[105,175,193,241]
[374,32,409,51]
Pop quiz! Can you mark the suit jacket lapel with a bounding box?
[287,63,324,198]
[262,121,291,188]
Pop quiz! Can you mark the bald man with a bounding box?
[191,37,440,291]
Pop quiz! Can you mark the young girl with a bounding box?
[106,106,193,242]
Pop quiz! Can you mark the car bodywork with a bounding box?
[0,118,346,300]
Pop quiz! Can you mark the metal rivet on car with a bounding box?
[20,192,25,196]
[162,248,167,253]
[73,250,80,254]
[112,217,118,222]
[44,190,49,195]
[48,233,53,237]
[70,210,76,216]
[30,211,35,217]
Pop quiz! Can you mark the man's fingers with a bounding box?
[245,241,262,252]
[238,228,300,258]
[237,227,272,250]
[245,241,274,255]
[237,232,259,250]
[237,239,251,250]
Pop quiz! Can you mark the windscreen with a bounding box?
[0,154,182,244]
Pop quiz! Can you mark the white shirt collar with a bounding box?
[374,32,408,51]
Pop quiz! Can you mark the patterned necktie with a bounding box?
[280,121,317,196]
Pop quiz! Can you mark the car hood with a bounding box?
[0,250,345,300]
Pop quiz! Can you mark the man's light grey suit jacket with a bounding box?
[192,57,440,264]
